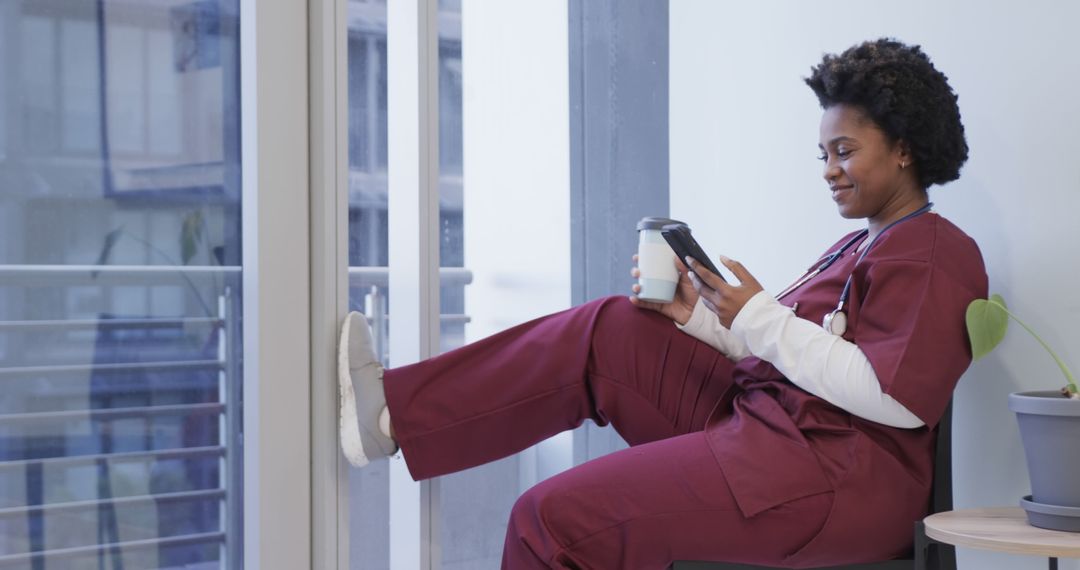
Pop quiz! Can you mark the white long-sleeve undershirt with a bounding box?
[675,294,924,429]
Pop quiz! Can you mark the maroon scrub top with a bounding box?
[705,212,988,567]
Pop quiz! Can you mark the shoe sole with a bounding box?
[338,312,370,468]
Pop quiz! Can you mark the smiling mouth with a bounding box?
[831,186,853,202]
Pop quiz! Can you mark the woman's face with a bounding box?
[818,104,915,221]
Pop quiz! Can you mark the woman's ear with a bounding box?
[896,140,913,169]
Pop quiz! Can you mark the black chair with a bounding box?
[671,402,957,570]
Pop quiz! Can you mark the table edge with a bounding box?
[924,509,1080,558]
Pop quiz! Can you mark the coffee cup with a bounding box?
[636,217,684,303]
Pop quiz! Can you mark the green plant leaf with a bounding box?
[966,295,1009,360]
[180,210,203,265]
[91,227,124,278]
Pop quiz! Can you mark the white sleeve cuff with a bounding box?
[674,297,752,361]
[730,291,924,429]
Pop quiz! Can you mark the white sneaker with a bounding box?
[338,311,398,467]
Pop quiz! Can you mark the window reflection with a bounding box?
[0,1,243,568]
[344,0,464,357]
[346,1,468,568]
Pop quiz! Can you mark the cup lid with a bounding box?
[637,217,686,231]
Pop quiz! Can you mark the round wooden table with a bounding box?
[924,507,1080,570]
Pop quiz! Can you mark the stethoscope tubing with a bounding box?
[775,202,935,334]
[775,229,868,301]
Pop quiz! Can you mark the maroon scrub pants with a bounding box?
[384,296,831,569]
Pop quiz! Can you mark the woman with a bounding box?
[338,38,987,569]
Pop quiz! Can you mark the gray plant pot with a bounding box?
[1009,390,1080,532]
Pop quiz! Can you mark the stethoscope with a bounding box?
[776,202,934,336]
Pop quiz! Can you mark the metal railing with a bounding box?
[0,263,473,568]
[0,265,242,569]
[0,532,227,568]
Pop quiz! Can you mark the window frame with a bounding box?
[240,0,313,568]
[309,1,441,569]
[309,0,349,568]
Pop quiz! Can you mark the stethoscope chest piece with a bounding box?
[821,309,848,336]
[793,202,934,338]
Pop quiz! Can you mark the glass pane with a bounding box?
[0,1,243,568]
[345,2,571,567]
[344,2,472,567]
[436,3,573,569]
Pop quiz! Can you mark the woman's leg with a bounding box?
[384,295,738,480]
[501,431,832,569]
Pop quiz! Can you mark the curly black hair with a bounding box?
[805,38,968,189]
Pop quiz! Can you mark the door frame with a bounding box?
[240,0,314,568]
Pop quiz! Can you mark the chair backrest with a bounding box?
[928,400,953,516]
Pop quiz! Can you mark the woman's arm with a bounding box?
[675,297,752,360]
[730,291,924,428]
[682,255,925,428]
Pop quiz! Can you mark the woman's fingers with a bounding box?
[685,267,713,296]
[685,254,765,329]
[684,257,729,292]
[691,276,723,314]
[629,284,657,308]
[673,255,688,272]
[628,293,659,312]
[718,255,761,289]
[629,254,666,313]
[698,291,720,315]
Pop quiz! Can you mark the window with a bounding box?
[342,1,573,566]
[0,1,244,567]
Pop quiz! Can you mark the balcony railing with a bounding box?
[0,263,471,568]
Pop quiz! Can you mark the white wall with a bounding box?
[670,2,1080,569]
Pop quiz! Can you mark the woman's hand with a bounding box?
[685,256,764,329]
[629,254,700,325]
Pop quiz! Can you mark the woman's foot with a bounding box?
[338,311,398,467]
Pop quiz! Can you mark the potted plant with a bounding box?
[967,295,1080,532]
